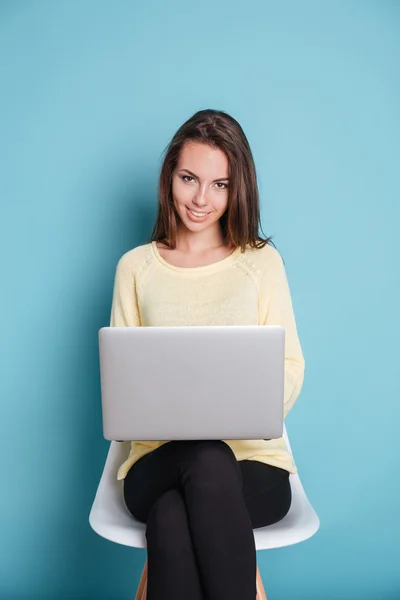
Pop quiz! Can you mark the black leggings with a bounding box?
[123,439,291,600]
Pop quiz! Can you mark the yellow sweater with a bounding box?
[110,240,305,481]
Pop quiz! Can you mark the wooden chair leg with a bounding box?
[134,559,147,600]
[256,564,268,599]
[134,558,267,600]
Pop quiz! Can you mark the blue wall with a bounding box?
[1,1,399,598]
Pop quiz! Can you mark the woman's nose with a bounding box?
[194,185,208,205]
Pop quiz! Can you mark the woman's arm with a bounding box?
[259,248,305,418]
[109,253,142,327]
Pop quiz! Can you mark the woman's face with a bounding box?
[171,141,230,233]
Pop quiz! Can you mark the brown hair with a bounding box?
[149,109,276,254]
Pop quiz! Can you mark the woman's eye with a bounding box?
[182,175,194,183]
[216,182,228,189]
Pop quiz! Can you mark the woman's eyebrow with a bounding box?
[179,168,230,182]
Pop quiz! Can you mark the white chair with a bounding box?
[89,426,320,599]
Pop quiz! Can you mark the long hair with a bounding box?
[150,109,276,253]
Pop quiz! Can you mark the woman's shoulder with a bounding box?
[242,241,283,274]
[115,242,154,274]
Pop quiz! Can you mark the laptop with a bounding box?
[98,325,285,441]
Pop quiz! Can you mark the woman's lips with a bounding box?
[185,206,210,221]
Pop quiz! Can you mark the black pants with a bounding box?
[123,439,291,600]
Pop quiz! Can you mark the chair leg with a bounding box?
[134,558,267,600]
[134,559,148,600]
[256,564,268,599]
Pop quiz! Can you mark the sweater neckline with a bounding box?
[150,241,242,273]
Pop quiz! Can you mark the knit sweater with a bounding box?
[109,240,305,481]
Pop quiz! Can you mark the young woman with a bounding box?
[110,109,305,599]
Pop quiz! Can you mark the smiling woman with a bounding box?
[109,108,305,599]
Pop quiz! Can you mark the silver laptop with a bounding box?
[98,325,285,441]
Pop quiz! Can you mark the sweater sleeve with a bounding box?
[259,248,305,418]
[109,253,141,327]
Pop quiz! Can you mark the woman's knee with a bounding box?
[182,440,242,489]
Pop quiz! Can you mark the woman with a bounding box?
[110,109,305,599]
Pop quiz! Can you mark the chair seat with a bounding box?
[89,430,319,551]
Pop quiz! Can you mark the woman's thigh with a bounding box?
[123,439,237,522]
[238,460,292,529]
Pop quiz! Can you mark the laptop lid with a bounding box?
[98,325,285,441]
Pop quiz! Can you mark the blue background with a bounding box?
[1,1,399,598]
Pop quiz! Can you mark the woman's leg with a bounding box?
[124,440,258,600]
[174,440,257,600]
[123,444,205,600]
[238,460,292,528]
